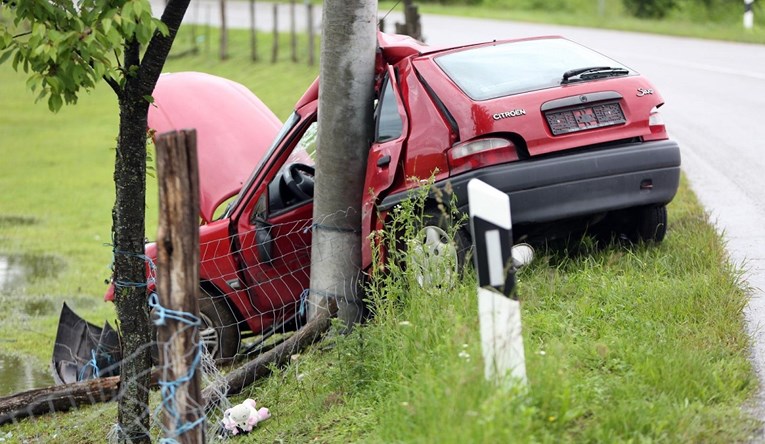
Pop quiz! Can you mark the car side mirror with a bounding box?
[255,221,274,264]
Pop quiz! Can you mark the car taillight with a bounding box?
[649,106,663,126]
[644,106,667,140]
[447,137,518,175]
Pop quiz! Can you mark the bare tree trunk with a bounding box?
[155,130,204,443]
[112,2,191,441]
[307,0,377,329]
[114,64,153,444]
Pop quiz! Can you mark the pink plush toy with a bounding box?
[221,398,271,435]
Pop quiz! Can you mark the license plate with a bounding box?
[545,102,626,136]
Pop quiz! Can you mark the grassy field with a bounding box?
[0,26,760,442]
[377,0,765,44]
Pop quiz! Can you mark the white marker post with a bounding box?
[744,0,754,29]
[468,179,526,387]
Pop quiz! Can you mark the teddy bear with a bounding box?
[221,398,271,435]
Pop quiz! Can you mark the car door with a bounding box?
[234,107,318,333]
[362,67,409,267]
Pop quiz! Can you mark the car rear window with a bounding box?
[434,38,634,101]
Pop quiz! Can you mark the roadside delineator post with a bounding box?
[468,179,527,387]
[744,0,755,30]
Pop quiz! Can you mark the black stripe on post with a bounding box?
[471,216,516,298]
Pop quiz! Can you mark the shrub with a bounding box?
[622,0,677,17]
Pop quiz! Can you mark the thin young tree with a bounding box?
[308,0,378,327]
[0,1,189,442]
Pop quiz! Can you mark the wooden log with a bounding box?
[203,306,335,404]
[0,376,121,426]
[154,129,204,443]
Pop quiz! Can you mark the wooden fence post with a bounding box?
[219,0,229,60]
[250,0,258,61]
[154,129,205,443]
[272,3,279,63]
[307,2,315,66]
[290,0,298,62]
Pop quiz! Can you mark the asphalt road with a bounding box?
[154,0,765,431]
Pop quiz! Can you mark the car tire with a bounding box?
[632,204,667,243]
[406,208,471,288]
[198,288,241,360]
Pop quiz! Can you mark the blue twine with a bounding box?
[298,288,310,317]
[110,246,207,439]
[149,292,207,441]
[111,251,157,290]
[148,293,201,327]
[78,349,100,381]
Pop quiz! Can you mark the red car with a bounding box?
[108,33,680,359]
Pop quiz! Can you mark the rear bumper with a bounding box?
[381,139,681,224]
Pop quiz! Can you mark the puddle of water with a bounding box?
[0,254,65,294]
[0,352,54,396]
[0,215,37,228]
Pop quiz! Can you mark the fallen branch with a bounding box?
[0,376,121,426]
[203,310,334,404]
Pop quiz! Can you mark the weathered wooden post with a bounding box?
[154,129,205,443]
[250,0,258,61]
[272,3,279,63]
[307,1,315,66]
[290,0,298,62]
[395,0,422,41]
[219,0,228,60]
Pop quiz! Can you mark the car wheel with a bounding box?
[407,209,470,288]
[633,204,667,243]
[198,289,241,360]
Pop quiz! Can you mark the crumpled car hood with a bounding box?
[149,72,282,223]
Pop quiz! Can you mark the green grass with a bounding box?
[378,0,765,44]
[0,27,759,442]
[215,181,757,443]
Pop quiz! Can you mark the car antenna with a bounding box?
[378,0,402,30]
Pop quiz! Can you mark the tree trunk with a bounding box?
[113,79,153,444]
[111,2,190,441]
[307,0,377,329]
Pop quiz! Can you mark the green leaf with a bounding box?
[0,49,13,66]
[142,94,154,104]
[133,0,144,18]
[155,20,169,37]
[102,18,113,35]
[122,1,134,20]
[48,93,63,112]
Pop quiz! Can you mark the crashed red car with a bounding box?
[109,33,680,359]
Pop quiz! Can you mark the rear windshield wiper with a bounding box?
[561,66,629,84]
